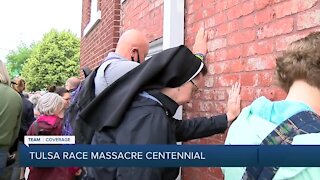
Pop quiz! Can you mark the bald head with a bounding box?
[115,29,149,63]
[65,77,80,91]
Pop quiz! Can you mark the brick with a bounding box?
[204,17,216,28]
[275,0,318,19]
[256,39,274,55]
[254,8,274,25]
[194,11,204,22]
[297,9,320,30]
[228,29,256,46]
[257,17,294,39]
[256,88,276,100]
[215,74,239,87]
[227,0,241,8]
[187,2,202,15]
[205,52,215,63]
[244,55,276,71]
[227,45,242,59]
[215,0,228,13]
[202,6,215,19]
[208,64,215,75]
[213,101,227,113]
[212,61,231,74]
[216,23,228,36]
[202,89,214,100]
[227,5,242,20]
[186,14,196,25]
[241,15,255,29]
[275,87,288,100]
[208,38,227,51]
[204,76,215,87]
[275,33,306,51]
[215,12,228,26]
[228,20,239,33]
[240,72,259,86]
[242,0,255,16]
[258,70,274,86]
[243,43,256,56]
[214,49,227,61]
[244,39,274,56]
[212,89,226,100]
[230,59,245,72]
[199,101,215,111]
[202,0,215,8]
[255,0,273,10]
[241,87,256,101]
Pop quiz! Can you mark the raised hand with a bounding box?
[226,82,241,122]
[192,27,208,55]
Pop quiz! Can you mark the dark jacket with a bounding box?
[20,94,35,137]
[88,91,228,180]
[9,94,35,153]
[80,45,203,131]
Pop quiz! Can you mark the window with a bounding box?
[83,0,101,36]
[146,38,163,60]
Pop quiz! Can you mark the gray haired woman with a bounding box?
[27,92,79,180]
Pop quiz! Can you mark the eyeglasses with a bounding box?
[190,80,199,92]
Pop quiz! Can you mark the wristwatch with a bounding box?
[194,53,205,61]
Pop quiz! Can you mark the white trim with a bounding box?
[163,0,184,127]
[187,62,204,83]
[163,0,184,49]
[83,0,101,36]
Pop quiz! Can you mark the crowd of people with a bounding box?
[0,27,319,180]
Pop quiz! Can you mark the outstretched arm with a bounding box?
[174,83,241,142]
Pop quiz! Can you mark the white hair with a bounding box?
[29,94,42,107]
[0,60,11,86]
[36,92,64,116]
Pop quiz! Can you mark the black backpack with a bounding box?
[63,66,96,144]
[64,60,115,144]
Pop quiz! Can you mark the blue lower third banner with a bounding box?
[20,145,320,167]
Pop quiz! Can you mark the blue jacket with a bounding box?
[222,96,320,180]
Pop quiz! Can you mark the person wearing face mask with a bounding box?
[94,29,150,96]
[80,28,241,180]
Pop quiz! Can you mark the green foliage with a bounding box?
[6,43,34,77]
[22,29,80,91]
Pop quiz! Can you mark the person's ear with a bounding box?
[130,48,135,57]
[130,48,138,56]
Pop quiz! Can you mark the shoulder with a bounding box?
[124,96,168,120]
[1,85,23,106]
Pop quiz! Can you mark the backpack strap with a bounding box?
[96,59,120,86]
[242,111,320,180]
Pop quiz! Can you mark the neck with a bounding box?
[115,48,131,60]
[160,88,180,105]
[286,80,320,115]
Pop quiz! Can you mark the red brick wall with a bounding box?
[80,0,121,73]
[121,0,163,42]
[81,0,320,179]
[183,0,320,179]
